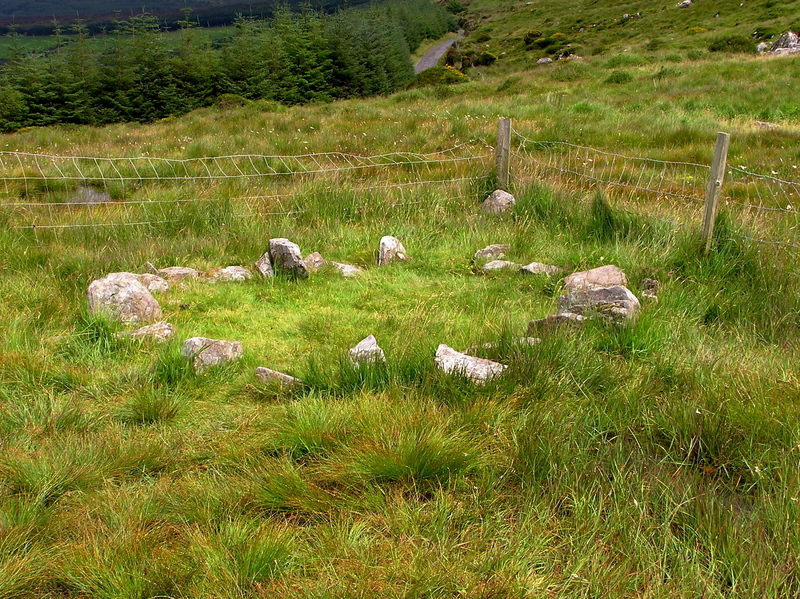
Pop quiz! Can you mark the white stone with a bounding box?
[331,262,365,278]
[482,260,520,272]
[181,337,243,373]
[213,266,252,282]
[349,335,386,366]
[480,190,515,215]
[474,244,510,262]
[563,264,628,292]
[434,344,507,385]
[116,321,175,342]
[87,273,162,324]
[256,367,302,388]
[378,236,407,266]
[520,262,562,276]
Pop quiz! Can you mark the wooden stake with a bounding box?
[702,132,731,252]
[496,117,511,191]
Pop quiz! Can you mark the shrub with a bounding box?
[534,37,553,48]
[446,0,466,14]
[472,31,491,43]
[709,35,756,53]
[605,70,634,84]
[472,51,497,66]
[524,29,543,46]
[686,26,708,35]
[409,66,469,88]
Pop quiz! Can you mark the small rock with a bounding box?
[558,285,641,324]
[157,267,199,282]
[87,273,162,324]
[481,190,515,215]
[756,121,778,129]
[69,186,112,205]
[116,321,175,342]
[133,273,169,293]
[677,0,691,7]
[563,264,628,292]
[331,262,365,278]
[255,367,302,388]
[349,335,386,366]
[757,42,770,53]
[520,262,561,276]
[181,337,243,373]
[255,252,274,278]
[434,344,507,385]
[378,236,407,266]
[537,57,553,64]
[269,238,308,279]
[482,260,521,272]
[213,266,252,282]
[474,244,510,262]
[303,252,326,273]
[527,312,587,335]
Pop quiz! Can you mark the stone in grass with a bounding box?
[349,335,386,366]
[256,367,302,388]
[69,186,112,205]
[255,251,273,278]
[212,266,252,282]
[527,312,588,335]
[182,337,243,373]
[563,264,627,292]
[558,285,641,324]
[434,344,507,385]
[482,260,521,272]
[270,238,308,279]
[303,252,326,273]
[480,190,515,215]
[520,262,562,276]
[87,273,162,324]
[378,236,407,266]
[134,273,170,293]
[473,244,510,262]
[115,321,175,342]
[641,278,660,301]
[157,266,199,282]
[464,337,540,354]
[331,262,365,278]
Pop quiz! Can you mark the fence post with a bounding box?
[496,117,511,191]
[702,132,731,252]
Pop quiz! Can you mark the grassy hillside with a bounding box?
[1,0,800,596]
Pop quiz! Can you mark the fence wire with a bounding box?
[0,140,492,237]
[510,127,800,276]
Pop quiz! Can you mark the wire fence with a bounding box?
[510,126,800,276]
[0,140,493,238]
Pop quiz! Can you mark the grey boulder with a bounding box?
[269,238,308,279]
[182,337,243,373]
[474,244,510,262]
[349,335,386,366]
[558,285,641,323]
[563,264,627,292]
[87,273,162,324]
[434,344,507,385]
[378,236,407,266]
[255,252,273,278]
[303,252,326,273]
[481,190,515,215]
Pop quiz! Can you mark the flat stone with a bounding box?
[255,367,302,388]
[213,266,252,282]
[474,244,510,262]
[87,273,162,324]
[537,57,553,64]
[331,262,365,278]
[181,337,243,373]
[481,190,515,215]
[349,335,386,366]
[115,321,175,342]
[520,262,562,276]
[378,236,407,266]
[527,312,587,335]
[558,285,641,324]
[482,260,521,272]
[156,267,199,282]
[270,238,308,279]
[133,273,169,293]
[563,264,627,292]
[303,252,326,273]
[434,344,507,385]
[255,252,273,278]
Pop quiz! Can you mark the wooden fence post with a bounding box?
[496,117,511,191]
[702,132,731,252]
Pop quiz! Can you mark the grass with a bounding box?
[1,1,800,596]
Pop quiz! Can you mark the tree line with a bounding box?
[0,0,455,132]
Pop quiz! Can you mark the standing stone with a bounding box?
[563,264,627,292]
[255,367,302,388]
[349,335,386,366]
[474,244,510,262]
[157,267,199,282]
[434,344,507,384]
[558,285,641,324]
[303,252,326,273]
[181,337,243,373]
[213,266,252,282]
[116,321,175,342]
[520,262,562,276]
[378,236,407,266]
[481,190,515,215]
[87,273,162,324]
[255,252,274,278]
[269,238,308,279]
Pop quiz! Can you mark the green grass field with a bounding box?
[1,0,800,596]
